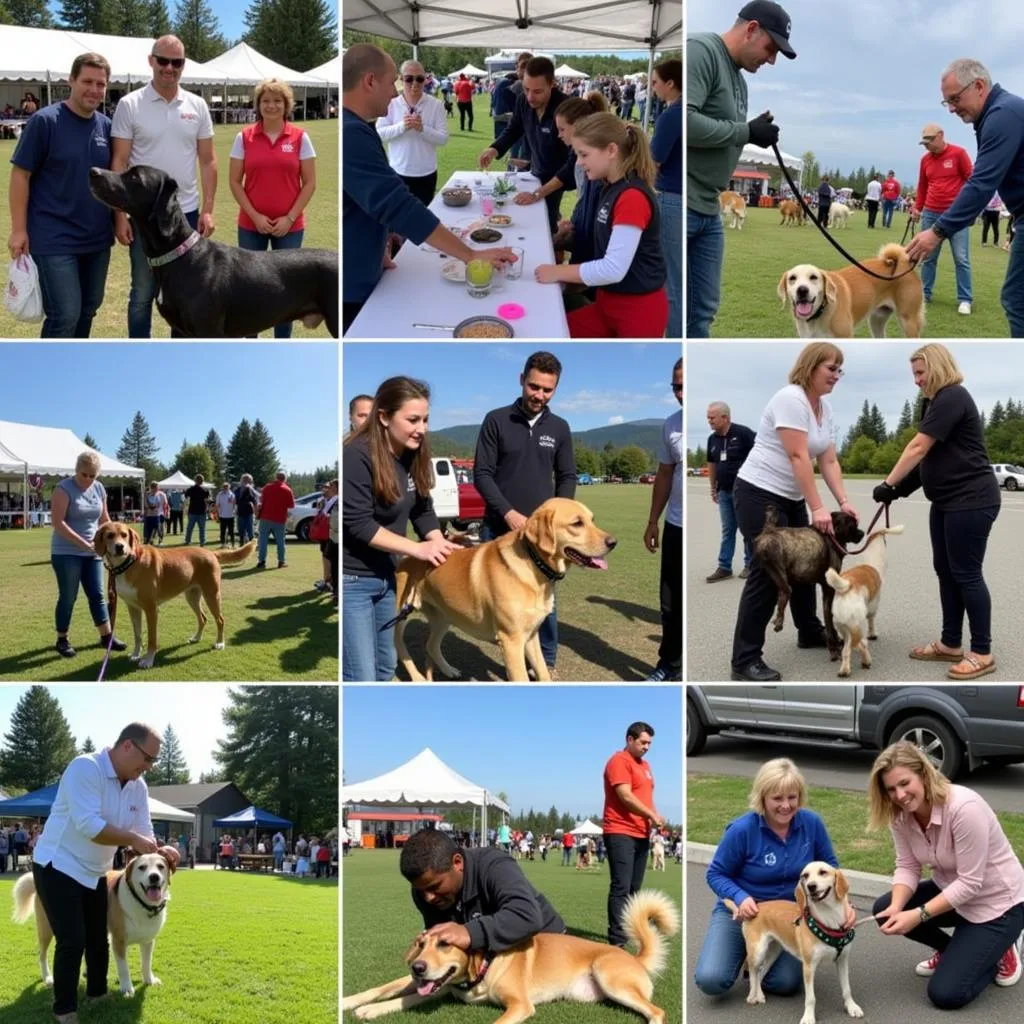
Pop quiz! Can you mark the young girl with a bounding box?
[342,376,459,681]
[535,112,668,337]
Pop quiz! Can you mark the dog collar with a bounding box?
[117,875,168,918]
[522,538,565,581]
[796,906,855,958]
[806,292,827,322]
[148,230,202,268]
[455,958,490,990]
[106,554,137,578]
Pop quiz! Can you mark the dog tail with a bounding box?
[878,242,914,273]
[825,567,851,594]
[11,873,37,924]
[622,889,679,977]
[214,539,257,565]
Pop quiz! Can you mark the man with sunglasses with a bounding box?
[907,57,1024,335]
[30,723,180,1024]
[111,35,216,337]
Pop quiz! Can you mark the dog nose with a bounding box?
[807,883,818,891]
[114,543,124,554]
[796,286,809,298]
[605,536,617,550]
[411,960,427,977]
[149,874,161,885]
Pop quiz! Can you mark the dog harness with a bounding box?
[795,906,855,959]
[106,554,137,578]
[148,230,202,269]
[454,957,490,991]
[522,538,565,581]
[115,875,168,918]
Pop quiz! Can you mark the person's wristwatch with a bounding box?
[532,189,542,200]
[919,905,932,923]
[932,222,947,240]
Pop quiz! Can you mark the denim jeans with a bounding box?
[694,900,802,996]
[1002,220,1024,336]
[51,554,108,633]
[34,249,111,338]
[605,833,649,945]
[342,573,398,681]
[687,208,724,337]
[659,191,682,337]
[237,227,305,337]
[237,513,255,545]
[258,519,287,564]
[920,208,972,303]
[128,208,199,337]
[881,198,897,228]
[143,515,162,544]
[185,513,206,546]
[717,489,753,571]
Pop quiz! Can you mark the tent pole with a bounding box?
[23,463,28,530]
[482,792,487,850]
[643,48,654,131]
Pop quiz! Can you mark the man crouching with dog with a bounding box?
[13,723,179,1024]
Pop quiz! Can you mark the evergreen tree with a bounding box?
[8,0,51,26]
[173,0,227,62]
[0,1,9,23]
[172,442,215,480]
[149,0,171,34]
[913,391,926,425]
[248,419,281,484]
[58,0,112,31]
[868,403,888,443]
[80,736,96,754]
[118,412,161,477]
[0,687,77,792]
[153,725,191,785]
[83,432,101,450]
[198,769,228,783]
[204,428,228,484]
[226,418,255,481]
[989,400,1006,430]
[896,400,913,435]
[109,0,151,35]
[244,0,336,70]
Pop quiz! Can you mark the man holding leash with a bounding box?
[28,723,179,1024]
[906,58,1024,334]
[687,1,796,337]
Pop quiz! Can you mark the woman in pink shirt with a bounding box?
[867,742,1024,1009]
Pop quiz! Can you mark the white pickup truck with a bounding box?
[991,463,1024,490]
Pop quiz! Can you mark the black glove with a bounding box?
[747,113,780,149]
[873,482,899,504]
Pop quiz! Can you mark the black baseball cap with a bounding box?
[738,1,797,59]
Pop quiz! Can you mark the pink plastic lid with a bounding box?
[497,303,526,320]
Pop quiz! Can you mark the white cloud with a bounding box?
[608,415,626,425]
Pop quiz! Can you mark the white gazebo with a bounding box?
[732,143,804,195]
[553,63,586,80]
[570,818,604,836]
[451,63,487,78]
[156,469,213,490]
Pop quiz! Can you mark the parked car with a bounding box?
[578,473,593,485]
[430,458,485,530]
[608,475,623,483]
[687,684,1024,779]
[639,473,656,484]
[286,491,325,542]
[992,463,1024,490]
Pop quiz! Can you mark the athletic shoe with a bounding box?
[99,635,127,652]
[916,949,942,976]
[55,637,77,658]
[958,301,972,315]
[995,931,1023,986]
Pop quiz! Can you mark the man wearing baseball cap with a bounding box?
[906,58,1024,335]
[687,2,795,337]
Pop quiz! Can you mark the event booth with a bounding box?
[0,783,193,831]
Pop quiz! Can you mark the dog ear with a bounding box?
[777,272,790,306]
[404,935,425,964]
[824,271,838,307]
[162,852,177,875]
[130,527,142,552]
[153,173,183,236]
[795,880,807,912]
[93,524,108,558]
[835,869,849,901]
[465,949,486,982]
[524,505,558,559]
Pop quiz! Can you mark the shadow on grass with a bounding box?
[0,983,148,1024]
[584,593,662,627]
[233,591,338,675]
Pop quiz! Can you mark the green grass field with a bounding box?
[713,205,1013,337]
[0,867,338,1024]
[0,526,338,681]
[0,119,338,339]
[395,484,665,682]
[342,849,682,1024]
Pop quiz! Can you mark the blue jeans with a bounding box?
[342,573,398,681]
[143,515,163,544]
[659,191,682,337]
[881,198,897,228]
[717,489,752,571]
[34,249,111,338]
[694,900,803,997]
[237,227,305,337]
[128,208,199,337]
[185,514,206,546]
[237,513,255,545]
[258,519,287,564]
[1001,220,1024,336]
[51,554,109,634]
[687,208,724,337]
[637,100,646,124]
[920,208,971,303]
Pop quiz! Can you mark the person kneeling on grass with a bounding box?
[400,828,566,953]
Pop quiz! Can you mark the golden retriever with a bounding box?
[342,890,679,1024]
[778,242,924,338]
[393,498,616,682]
[94,522,255,668]
[778,199,805,226]
[828,203,852,228]
[719,190,747,229]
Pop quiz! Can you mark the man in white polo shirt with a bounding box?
[31,723,180,1023]
[111,35,216,338]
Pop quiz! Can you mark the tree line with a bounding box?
[442,803,602,835]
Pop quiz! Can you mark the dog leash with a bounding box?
[900,215,918,246]
[771,143,919,281]
[97,568,118,682]
[825,503,890,560]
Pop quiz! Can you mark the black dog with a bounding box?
[443,96,454,117]
[88,166,338,338]
[753,506,864,661]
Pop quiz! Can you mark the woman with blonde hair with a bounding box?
[695,757,852,999]
[867,741,1024,1006]
[872,343,1000,678]
[730,343,859,681]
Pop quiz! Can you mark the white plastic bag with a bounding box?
[5,254,44,323]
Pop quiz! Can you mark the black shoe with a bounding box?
[100,635,127,652]
[55,637,77,658]
[731,659,782,682]
[256,561,266,569]
[797,629,829,649]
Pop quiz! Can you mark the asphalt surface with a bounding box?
[685,478,1024,682]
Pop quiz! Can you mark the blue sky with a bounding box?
[342,686,682,823]
[0,343,338,472]
[343,342,682,433]
[45,0,258,42]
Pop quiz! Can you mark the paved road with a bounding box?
[686,478,1024,681]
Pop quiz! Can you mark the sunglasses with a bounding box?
[403,75,426,84]
[131,738,159,765]
[153,56,185,69]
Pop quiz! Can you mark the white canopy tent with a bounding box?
[738,143,804,192]
[306,55,340,84]
[202,41,329,87]
[148,797,194,825]
[342,747,510,845]
[155,469,214,491]
[451,63,487,78]
[569,819,604,836]
[553,63,586,79]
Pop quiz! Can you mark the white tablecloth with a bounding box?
[347,171,570,338]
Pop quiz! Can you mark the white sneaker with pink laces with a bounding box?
[916,949,942,977]
[995,930,1024,987]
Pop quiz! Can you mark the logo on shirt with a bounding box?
[540,126,551,134]
[180,112,199,122]
[763,851,777,866]
[282,143,294,153]
[538,434,556,449]
[94,135,108,148]
[129,805,139,813]
[407,476,416,491]
[596,203,611,225]
[943,159,953,169]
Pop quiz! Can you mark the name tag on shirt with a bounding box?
[720,451,727,461]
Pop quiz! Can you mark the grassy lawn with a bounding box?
[0,526,338,681]
[0,868,338,1024]
[713,205,1012,337]
[395,484,665,682]
[0,119,338,339]
[342,849,682,1024]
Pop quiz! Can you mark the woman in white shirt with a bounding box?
[730,343,859,682]
[376,59,449,208]
[215,482,237,549]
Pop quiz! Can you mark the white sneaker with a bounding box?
[916,949,942,976]
[958,301,972,315]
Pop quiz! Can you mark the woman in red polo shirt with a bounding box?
[454,73,475,131]
[229,77,318,337]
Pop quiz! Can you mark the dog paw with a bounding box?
[43,976,54,988]
[837,667,850,677]
[799,1014,816,1024]
[138,655,155,669]
[146,976,162,987]
[845,1002,863,1019]
[120,987,136,999]
[213,642,224,650]
[747,993,765,1005]
[129,652,141,662]
[355,1006,383,1021]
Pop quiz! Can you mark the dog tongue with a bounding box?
[145,887,162,902]
[796,301,814,318]
[417,982,437,997]
[590,557,608,570]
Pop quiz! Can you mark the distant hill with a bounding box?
[431,418,666,457]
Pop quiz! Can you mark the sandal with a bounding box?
[947,654,996,680]
[909,640,962,662]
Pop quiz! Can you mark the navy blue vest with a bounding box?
[592,174,665,294]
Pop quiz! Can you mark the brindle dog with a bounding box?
[753,505,864,660]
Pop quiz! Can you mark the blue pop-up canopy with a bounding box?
[212,805,293,829]
[0,783,59,817]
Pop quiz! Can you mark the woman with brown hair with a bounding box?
[342,376,459,681]
[650,58,682,338]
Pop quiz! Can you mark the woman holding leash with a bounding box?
[342,376,459,681]
[730,342,860,682]
[873,343,1001,679]
[694,757,855,999]
[868,741,1024,1008]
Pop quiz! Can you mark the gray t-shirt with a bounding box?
[51,477,106,558]
[658,407,683,528]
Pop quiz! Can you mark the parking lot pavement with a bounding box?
[686,862,1024,1023]
[685,479,1024,682]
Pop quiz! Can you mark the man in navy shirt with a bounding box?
[8,52,114,337]
[705,402,756,583]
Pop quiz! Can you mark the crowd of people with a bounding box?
[213,830,337,877]
[0,821,40,871]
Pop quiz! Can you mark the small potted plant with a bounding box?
[492,177,517,208]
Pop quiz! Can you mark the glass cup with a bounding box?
[505,247,524,280]
[481,197,494,217]
[466,259,493,298]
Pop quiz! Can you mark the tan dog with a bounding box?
[94,522,255,668]
[825,524,904,676]
[342,889,679,1024]
[779,199,805,226]
[651,834,666,871]
[393,497,616,681]
[719,190,747,229]
[778,242,924,338]
[724,862,862,1024]
[828,203,852,228]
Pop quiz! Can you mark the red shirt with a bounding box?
[258,480,296,524]
[612,189,654,229]
[881,177,901,201]
[916,144,973,214]
[454,79,474,103]
[237,121,307,233]
[562,832,574,849]
[603,750,655,839]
